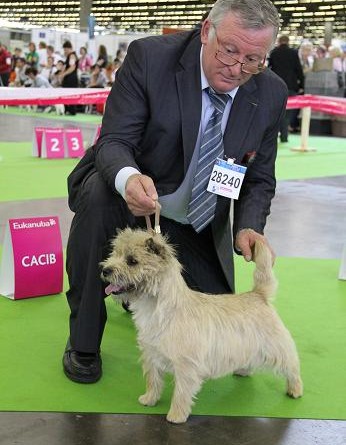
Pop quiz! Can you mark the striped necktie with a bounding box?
[187,88,230,232]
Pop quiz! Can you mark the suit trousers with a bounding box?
[66,171,231,353]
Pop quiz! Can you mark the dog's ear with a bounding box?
[145,237,166,258]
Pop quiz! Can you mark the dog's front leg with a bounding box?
[138,360,164,407]
[166,370,203,424]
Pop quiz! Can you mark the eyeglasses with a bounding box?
[212,26,266,75]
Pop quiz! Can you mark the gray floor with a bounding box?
[0,112,346,444]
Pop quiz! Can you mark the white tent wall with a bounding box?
[29,28,153,63]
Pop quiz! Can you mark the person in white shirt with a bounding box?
[25,67,52,88]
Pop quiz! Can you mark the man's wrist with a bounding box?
[115,167,141,199]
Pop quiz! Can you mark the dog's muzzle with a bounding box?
[102,267,135,295]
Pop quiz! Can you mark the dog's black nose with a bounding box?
[102,267,112,278]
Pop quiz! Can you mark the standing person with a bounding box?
[268,35,304,141]
[0,43,11,86]
[60,40,79,115]
[37,41,47,71]
[26,42,39,69]
[47,45,59,65]
[40,56,57,83]
[96,44,108,68]
[78,46,93,87]
[63,0,286,384]
[11,47,23,71]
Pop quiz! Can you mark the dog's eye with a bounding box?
[126,255,138,266]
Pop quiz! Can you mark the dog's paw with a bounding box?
[233,368,252,377]
[138,393,158,406]
[166,410,188,424]
[287,378,303,399]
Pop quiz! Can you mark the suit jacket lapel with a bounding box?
[175,32,202,173]
[224,78,259,163]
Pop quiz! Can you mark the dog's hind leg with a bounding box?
[166,368,203,424]
[268,336,303,399]
[138,356,164,407]
[284,361,303,399]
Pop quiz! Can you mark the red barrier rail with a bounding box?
[287,94,346,117]
[1,88,345,116]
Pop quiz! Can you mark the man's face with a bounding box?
[201,13,274,93]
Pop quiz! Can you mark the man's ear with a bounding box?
[201,19,211,45]
[145,237,166,258]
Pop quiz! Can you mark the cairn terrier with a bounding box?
[101,228,303,423]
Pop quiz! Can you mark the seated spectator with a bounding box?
[25,67,52,88]
[87,64,108,88]
[10,57,29,87]
[50,60,65,87]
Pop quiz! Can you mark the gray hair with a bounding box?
[208,0,280,42]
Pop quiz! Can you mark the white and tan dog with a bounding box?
[101,228,303,423]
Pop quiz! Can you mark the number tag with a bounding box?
[207,158,247,200]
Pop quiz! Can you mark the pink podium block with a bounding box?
[41,128,65,158]
[0,217,63,300]
[32,127,45,157]
[92,124,101,146]
[65,128,85,158]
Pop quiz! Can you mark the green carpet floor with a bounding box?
[0,106,102,124]
[0,255,345,419]
[1,134,345,202]
[0,142,79,202]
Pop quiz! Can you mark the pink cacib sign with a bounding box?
[0,217,63,300]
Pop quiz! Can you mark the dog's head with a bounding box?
[101,228,178,299]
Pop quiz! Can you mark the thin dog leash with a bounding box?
[145,201,161,234]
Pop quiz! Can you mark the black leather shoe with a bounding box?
[63,342,102,384]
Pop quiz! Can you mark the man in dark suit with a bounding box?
[268,35,304,141]
[63,0,287,383]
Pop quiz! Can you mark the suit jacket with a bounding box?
[268,44,304,93]
[68,29,287,291]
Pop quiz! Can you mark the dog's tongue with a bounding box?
[105,284,122,295]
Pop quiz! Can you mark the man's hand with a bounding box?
[235,228,275,264]
[125,174,158,216]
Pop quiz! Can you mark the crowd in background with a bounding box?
[0,34,345,117]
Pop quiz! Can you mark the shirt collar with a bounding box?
[200,47,239,100]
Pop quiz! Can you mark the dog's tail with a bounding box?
[252,240,278,301]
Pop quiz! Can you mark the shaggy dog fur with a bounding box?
[101,228,303,423]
